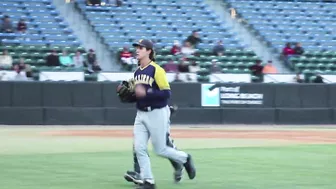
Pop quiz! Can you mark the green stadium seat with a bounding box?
[197,68,210,76]
[243,68,250,73]
[217,55,229,62]
[39,46,50,53]
[36,59,45,65]
[199,48,213,56]
[324,70,333,74]
[295,63,305,70]
[202,61,212,69]
[25,59,33,65]
[31,52,42,59]
[159,48,170,55]
[244,49,256,56]
[291,57,300,64]
[221,67,228,73]
[317,63,326,70]
[231,68,242,73]
[236,62,245,69]
[15,46,25,53]
[232,49,244,56]
[0,46,14,52]
[247,62,255,67]
[159,61,168,66]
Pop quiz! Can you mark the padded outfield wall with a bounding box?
[0,81,335,125]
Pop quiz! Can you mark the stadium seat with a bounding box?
[224,0,336,73]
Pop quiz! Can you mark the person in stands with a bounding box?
[1,15,14,33]
[262,60,277,74]
[185,30,202,48]
[17,18,27,33]
[46,50,61,67]
[293,42,304,55]
[282,42,295,67]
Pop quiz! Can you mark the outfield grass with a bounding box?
[1,144,335,189]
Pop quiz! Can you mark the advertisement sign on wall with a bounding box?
[201,84,220,107]
[201,83,264,107]
[221,86,263,105]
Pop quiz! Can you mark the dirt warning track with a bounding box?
[42,129,336,143]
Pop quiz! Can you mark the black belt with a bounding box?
[138,106,165,112]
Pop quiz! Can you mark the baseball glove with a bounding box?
[117,79,136,103]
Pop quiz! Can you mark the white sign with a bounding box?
[167,73,197,82]
[98,72,197,82]
[320,75,336,83]
[201,84,220,107]
[39,72,84,81]
[0,71,27,81]
[264,74,298,83]
[98,72,133,82]
[210,73,251,83]
[220,86,263,105]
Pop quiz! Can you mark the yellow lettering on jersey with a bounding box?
[134,74,154,87]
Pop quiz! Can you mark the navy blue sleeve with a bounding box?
[145,89,171,100]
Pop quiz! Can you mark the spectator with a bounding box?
[213,40,225,56]
[1,15,14,33]
[87,49,97,67]
[294,73,304,83]
[313,74,324,83]
[282,42,295,67]
[171,40,181,55]
[46,50,61,66]
[173,72,183,82]
[18,58,26,70]
[210,59,221,73]
[282,43,295,57]
[93,62,102,72]
[116,0,123,6]
[59,50,73,67]
[17,18,27,33]
[185,30,202,48]
[120,47,137,65]
[177,59,190,73]
[186,74,192,82]
[294,42,304,55]
[24,64,33,80]
[164,60,178,73]
[0,49,13,68]
[189,61,200,73]
[262,60,277,74]
[249,59,264,78]
[181,41,196,56]
[11,64,28,81]
[72,50,85,68]
[88,62,102,73]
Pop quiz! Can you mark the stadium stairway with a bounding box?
[52,0,118,71]
[205,0,290,73]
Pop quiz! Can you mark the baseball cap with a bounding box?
[132,39,153,49]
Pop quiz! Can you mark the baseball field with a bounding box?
[0,125,335,189]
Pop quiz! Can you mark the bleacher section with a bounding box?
[76,0,244,50]
[225,0,336,74]
[0,0,84,73]
[116,47,259,81]
[75,0,262,79]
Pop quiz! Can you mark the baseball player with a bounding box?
[124,105,183,185]
[129,39,196,189]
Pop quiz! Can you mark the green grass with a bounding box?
[0,144,335,189]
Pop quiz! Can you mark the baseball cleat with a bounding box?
[135,180,156,189]
[124,171,143,185]
[174,167,183,183]
[169,105,178,115]
[183,154,196,180]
